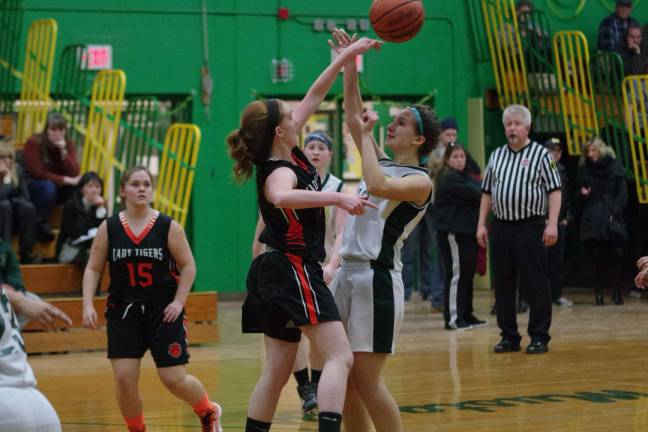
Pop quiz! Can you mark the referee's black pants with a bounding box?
[491,217,552,344]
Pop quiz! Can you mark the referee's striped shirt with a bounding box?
[482,141,561,221]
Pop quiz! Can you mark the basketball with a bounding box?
[369,0,425,43]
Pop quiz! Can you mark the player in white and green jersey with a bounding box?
[0,285,71,431]
[330,27,442,432]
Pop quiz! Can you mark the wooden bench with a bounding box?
[21,263,110,295]
[22,292,219,354]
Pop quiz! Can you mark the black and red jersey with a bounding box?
[256,147,326,261]
[106,211,179,302]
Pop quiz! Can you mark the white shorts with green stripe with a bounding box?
[330,260,404,354]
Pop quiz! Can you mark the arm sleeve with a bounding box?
[540,152,562,192]
[60,140,80,176]
[442,171,483,205]
[613,174,628,214]
[597,19,613,51]
[5,247,25,292]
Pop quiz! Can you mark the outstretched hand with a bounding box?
[328,28,357,54]
[337,194,379,216]
[329,28,382,59]
[19,296,72,330]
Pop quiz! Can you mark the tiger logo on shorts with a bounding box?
[168,342,182,358]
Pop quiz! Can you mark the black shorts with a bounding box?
[105,296,189,368]
[242,251,340,343]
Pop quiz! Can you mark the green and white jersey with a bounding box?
[0,286,35,387]
[339,159,431,271]
[321,173,344,263]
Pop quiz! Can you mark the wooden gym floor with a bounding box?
[31,288,648,431]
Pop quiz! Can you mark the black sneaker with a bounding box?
[494,339,521,353]
[465,315,486,327]
[526,340,549,354]
[444,320,473,331]
[297,382,317,413]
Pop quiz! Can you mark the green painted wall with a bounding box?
[15,0,648,292]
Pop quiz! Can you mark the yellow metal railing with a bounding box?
[153,124,201,228]
[81,70,126,200]
[15,19,57,148]
[553,31,598,155]
[622,75,648,203]
[481,0,529,108]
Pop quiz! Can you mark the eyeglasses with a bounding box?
[0,155,14,161]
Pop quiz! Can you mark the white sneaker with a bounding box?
[555,297,573,307]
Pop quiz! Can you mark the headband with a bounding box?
[304,131,333,150]
[262,99,281,145]
[408,107,424,135]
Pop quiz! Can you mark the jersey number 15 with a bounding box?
[126,263,153,287]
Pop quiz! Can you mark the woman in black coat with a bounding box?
[433,144,484,330]
[0,141,37,263]
[56,172,107,268]
[577,137,627,305]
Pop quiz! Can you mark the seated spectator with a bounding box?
[618,24,648,75]
[22,111,81,242]
[0,141,38,263]
[56,171,107,268]
[497,1,550,55]
[577,137,627,306]
[597,0,640,52]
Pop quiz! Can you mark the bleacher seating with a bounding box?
[21,291,219,354]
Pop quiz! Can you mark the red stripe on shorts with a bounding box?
[286,253,318,325]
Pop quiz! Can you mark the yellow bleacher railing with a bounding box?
[553,30,598,156]
[153,124,201,228]
[622,75,648,204]
[15,19,57,148]
[81,70,126,202]
[481,0,529,109]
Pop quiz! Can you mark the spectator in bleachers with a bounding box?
[597,0,640,52]
[577,137,627,306]
[618,24,648,75]
[0,141,38,264]
[23,112,81,243]
[56,171,107,268]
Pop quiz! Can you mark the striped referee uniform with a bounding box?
[482,141,561,345]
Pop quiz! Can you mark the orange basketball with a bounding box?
[369,0,425,43]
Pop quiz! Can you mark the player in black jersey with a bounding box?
[227,35,380,432]
[81,167,222,432]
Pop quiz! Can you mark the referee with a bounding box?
[477,105,561,355]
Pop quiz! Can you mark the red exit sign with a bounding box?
[85,45,113,70]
